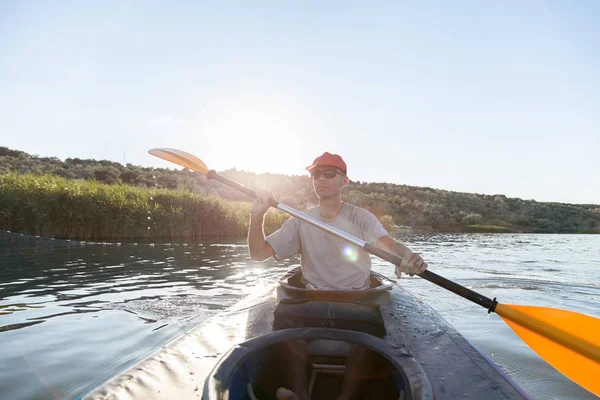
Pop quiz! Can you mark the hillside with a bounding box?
[1,146,599,235]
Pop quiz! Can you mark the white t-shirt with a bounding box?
[266,203,389,290]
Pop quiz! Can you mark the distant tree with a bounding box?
[463,213,482,225]
[156,174,179,190]
[0,146,25,157]
[119,170,139,184]
[66,157,85,165]
[93,166,119,184]
[379,215,395,232]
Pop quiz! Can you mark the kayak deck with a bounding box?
[83,268,529,399]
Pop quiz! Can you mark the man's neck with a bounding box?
[318,197,343,219]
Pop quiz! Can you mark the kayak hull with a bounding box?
[83,267,529,399]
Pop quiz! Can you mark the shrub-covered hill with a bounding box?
[1,146,598,237]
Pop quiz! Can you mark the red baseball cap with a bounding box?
[305,152,347,174]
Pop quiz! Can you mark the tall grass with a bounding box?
[0,173,287,241]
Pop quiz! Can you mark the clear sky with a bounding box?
[1,1,598,204]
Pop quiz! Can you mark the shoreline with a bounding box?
[2,229,597,247]
[1,173,598,241]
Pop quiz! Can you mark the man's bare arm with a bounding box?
[248,189,276,262]
[248,214,276,261]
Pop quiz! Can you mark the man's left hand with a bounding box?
[395,251,427,277]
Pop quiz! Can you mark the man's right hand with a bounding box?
[251,189,274,219]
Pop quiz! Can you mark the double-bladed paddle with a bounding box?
[149,147,600,396]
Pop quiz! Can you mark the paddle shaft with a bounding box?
[207,170,498,312]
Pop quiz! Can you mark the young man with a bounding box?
[248,152,428,400]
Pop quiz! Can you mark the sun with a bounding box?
[202,105,309,175]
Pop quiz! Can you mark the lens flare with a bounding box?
[343,246,359,262]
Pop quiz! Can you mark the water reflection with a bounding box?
[0,231,299,399]
[1,233,293,335]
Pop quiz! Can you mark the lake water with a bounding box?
[0,231,598,399]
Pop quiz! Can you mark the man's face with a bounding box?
[310,166,349,199]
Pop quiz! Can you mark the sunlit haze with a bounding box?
[1,2,598,204]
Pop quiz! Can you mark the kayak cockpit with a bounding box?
[203,328,433,400]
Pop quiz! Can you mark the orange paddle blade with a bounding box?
[149,148,210,175]
[495,304,600,396]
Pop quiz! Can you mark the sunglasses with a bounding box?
[310,169,345,180]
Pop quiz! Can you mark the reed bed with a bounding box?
[0,173,287,241]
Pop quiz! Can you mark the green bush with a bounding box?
[0,173,287,241]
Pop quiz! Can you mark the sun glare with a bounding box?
[204,105,309,175]
[343,245,359,263]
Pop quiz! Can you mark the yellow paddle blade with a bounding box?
[148,148,210,175]
[495,304,600,396]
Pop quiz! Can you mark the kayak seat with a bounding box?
[286,270,383,289]
[277,267,393,304]
[273,298,387,338]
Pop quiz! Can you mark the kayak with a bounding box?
[83,267,530,399]
[140,148,599,398]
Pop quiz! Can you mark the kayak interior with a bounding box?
[203,327,433,400]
